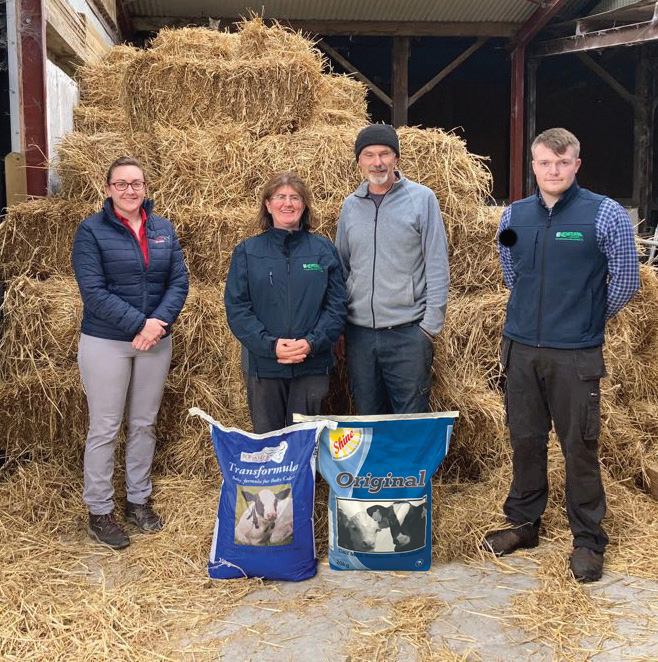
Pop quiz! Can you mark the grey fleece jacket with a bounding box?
[335,174,449,336]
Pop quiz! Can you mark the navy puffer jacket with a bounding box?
[72,198,189,341]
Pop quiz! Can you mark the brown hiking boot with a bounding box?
[482,524,539,557]
[569,547,604,583]
[125,500,163,533]
[88,512,130,549]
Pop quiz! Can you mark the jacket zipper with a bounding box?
[285,238,292,337]
[370,201,379,328]
[536,206,553,346]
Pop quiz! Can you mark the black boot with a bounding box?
[125,500,163,533]
[88,512,130,549]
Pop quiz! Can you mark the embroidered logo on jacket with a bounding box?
[302,263,322,271]
[555,231,584,242]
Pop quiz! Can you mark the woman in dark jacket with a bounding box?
[72,156,189,549]
[225,171,347,433]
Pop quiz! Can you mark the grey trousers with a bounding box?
[78,333,172,515]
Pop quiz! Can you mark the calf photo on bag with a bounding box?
[295,412,458,571]
[190,408,331,581]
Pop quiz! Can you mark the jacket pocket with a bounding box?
[390,276,414,306]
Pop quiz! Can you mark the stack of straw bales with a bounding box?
[2,18,658,657]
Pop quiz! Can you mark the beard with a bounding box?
[367,170,390,187]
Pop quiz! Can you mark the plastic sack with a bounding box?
[190,408,330,581]
[295,412,457,571]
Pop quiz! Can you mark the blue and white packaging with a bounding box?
[295,412,458,571]
[190,408,332,581]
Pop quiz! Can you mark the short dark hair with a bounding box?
[258,171,314,232]
[106,156,146,184]
[532,128,580,159]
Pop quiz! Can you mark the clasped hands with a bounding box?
[132,318,168,351]
[276,338,311,364]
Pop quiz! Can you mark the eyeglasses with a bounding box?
[270,194,303,204]
[110,180,146,191]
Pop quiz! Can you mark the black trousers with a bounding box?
[502,339,608,553]
[246,373,330,434]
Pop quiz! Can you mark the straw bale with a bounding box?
[153,123,255,217]
[149,26,238,60]
[123,48,323,136]
[604,265,658,404]
[55,131,161,206]
[310,74,369,128]
[247,125,359,210]
[0,276,81,381]
[73,105,127,134]
[0,369,86,465]
[236,16,324,64]
[76,44,140,107]
[172,203,254,282]
[0,460,261,660]
[0,197,94,279]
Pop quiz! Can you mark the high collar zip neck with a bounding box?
[536,179,580,213]
[267,225,306,247]
[103,197,154,226]
[355,172,404,198]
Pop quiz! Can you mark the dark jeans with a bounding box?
[344,322,434,415]
[246,373,330,433]
[502,339,608,552]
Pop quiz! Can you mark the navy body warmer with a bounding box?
[503,183,607,349]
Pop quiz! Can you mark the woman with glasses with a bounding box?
[72,155,189,549]
[225,171,347,433]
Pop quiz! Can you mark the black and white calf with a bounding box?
[235,487,291,546]
[367,501,427,552]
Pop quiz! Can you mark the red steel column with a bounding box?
[19,0,48,196]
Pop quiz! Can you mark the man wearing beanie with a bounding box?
[335,123,449,414]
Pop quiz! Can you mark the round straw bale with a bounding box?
[76,44,140,107]
[0,197,94,280]
[55,131,161,206]
[124,49,323,137]
[0,276,81,382]
[310,74,369,128]
[153,123,255,218]
[73,106,127,134]
[149,26,239,60]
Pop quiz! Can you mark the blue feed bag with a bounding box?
[190,408,329,581]
[295,412,458,571]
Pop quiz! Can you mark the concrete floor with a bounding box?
[174,556,658,661]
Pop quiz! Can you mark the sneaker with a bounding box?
[482,524,539,557]
[570,547,604,583]
[125,500,163,533]
[88,512,130,549]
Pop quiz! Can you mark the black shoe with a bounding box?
[88,512,130,549]
[125,500,163,533]
[482,524,539,557]
[570,547,604,583]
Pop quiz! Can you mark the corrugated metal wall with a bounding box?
[46,58,78,192]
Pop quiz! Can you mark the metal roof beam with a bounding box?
[129,16,518,37]
[531,16,658,55]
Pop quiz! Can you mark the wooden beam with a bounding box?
[532,19,658,57]
[5,152,28,206]
[633,46,654,230]
[576,52,637,107]
[317,40,392,108]
[19,0,48,196]
[510,0,570,202]
[391,36,409,127]
[408,37,487,107]
[129,16,519,37]
[525,58,539,197]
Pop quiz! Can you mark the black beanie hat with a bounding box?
[354,124,400,159]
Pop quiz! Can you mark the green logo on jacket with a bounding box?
[303,263,323,271]
[555,231,584,242]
